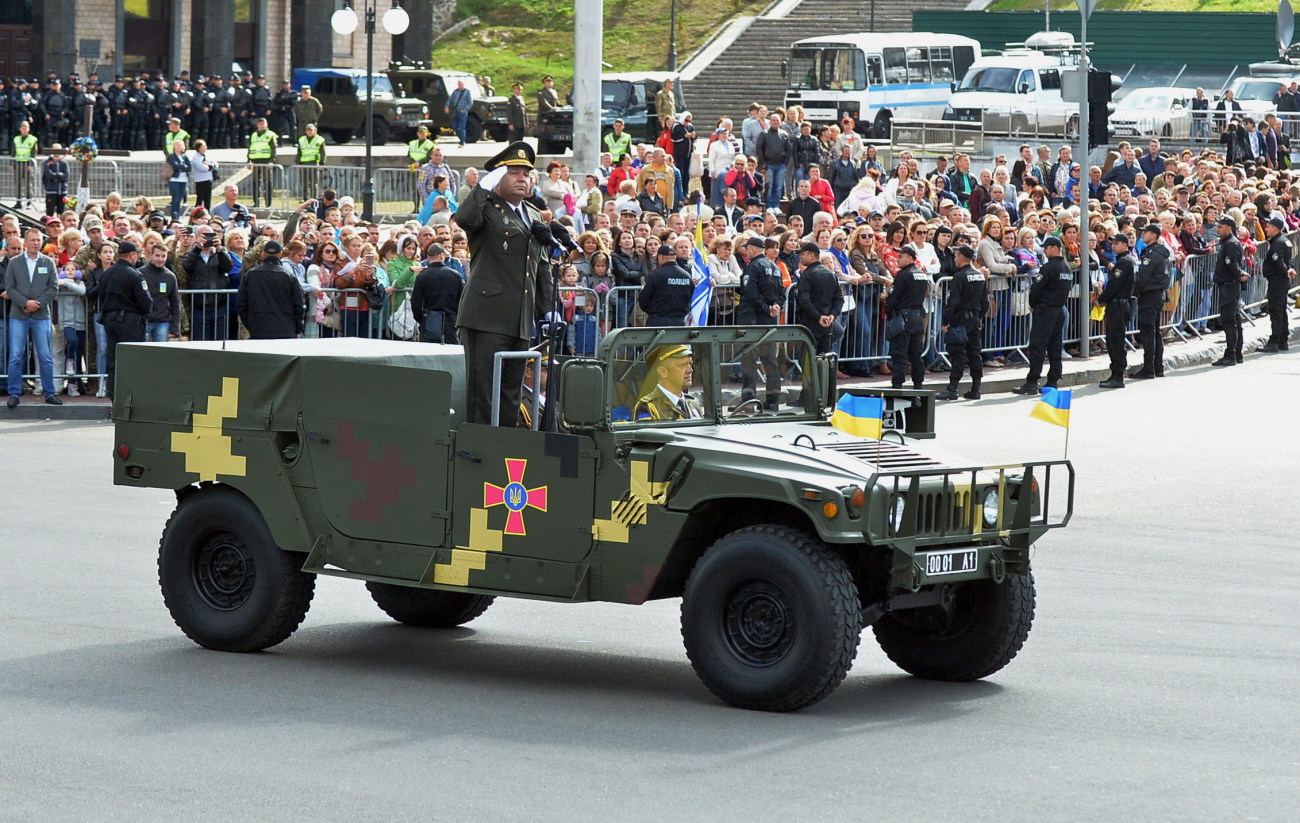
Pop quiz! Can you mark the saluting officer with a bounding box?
[1212,216,1248,367]
[936,244,988,401]
[884,244,932,389]
[1012,235,1072,395]
[1098,233,1137,389]
[1130,223,1171,380]
[454,141,552,427]
[1259,215,1295,353]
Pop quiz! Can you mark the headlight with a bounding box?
[982,487,999,527]
[395,105,403,116]
[889,496,906,533]
[421,105,429,115]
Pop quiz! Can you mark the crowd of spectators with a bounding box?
[5,90,1300,398]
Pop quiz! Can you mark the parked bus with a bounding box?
[783,32,982,137]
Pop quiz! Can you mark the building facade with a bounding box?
[2,0,449,83]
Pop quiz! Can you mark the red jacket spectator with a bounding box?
[808,177,835,213]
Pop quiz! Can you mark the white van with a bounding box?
[941,31,1080,137]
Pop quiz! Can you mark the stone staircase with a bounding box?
[681,0,972,127]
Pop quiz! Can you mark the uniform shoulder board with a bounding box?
[1284,239,1293,249]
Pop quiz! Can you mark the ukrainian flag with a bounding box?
[831,394,884,439]
[1029,387,1071,428]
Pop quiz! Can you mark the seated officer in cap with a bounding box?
[634,345,704,421]
[455,141,553,426]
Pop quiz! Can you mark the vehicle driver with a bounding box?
[634,345,703,421]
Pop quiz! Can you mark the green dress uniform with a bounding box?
[634,386,703,421]
[455,142,553,427]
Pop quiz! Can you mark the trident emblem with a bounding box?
[483,458,548,536]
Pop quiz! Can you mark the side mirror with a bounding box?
[780,60,789,80]
[1019,83,1030,95]
[817,353,837,412]
[950,81,957,93]
[558,360,606,428]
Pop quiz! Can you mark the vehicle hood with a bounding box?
[656,421,957,488]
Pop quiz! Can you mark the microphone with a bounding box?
[549,221,580,253]
[530,221,565,259]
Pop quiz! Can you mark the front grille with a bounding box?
[822,439,942,471]
[912,488,975,535]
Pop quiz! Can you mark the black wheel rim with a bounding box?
[723,580,796,666]
[192,533,256,611]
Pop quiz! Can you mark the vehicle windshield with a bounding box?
[604,328,819,426]
[1118,90,1177,110]
[789,49,820,91]
[601,81,632,109]
[360,76,395,95]
[1229,79,1286,101]
[955,66,1018,94]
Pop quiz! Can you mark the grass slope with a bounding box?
[431,0,770,98]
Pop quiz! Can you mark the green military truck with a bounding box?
[387,63,511,143]
[111,326,1072,712]
[535,72,685,154]
[291,68,431,145]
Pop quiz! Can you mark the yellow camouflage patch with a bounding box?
[171,377,247,481]
[592,460,667,544]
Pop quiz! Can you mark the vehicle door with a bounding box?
[450,424,596,568]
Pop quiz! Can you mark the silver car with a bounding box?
[1109,86,1198,140]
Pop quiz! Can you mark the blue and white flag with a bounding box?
[687,202,712,326]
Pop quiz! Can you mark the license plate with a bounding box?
[923,548,979,577]
[549,133,572,141]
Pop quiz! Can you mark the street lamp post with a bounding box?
[332,1,409,222]
[668,0,678,71]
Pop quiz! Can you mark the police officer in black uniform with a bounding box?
[211,75,233,148]
[884,244,932,389]
[272,80,298,145]
[126,77,152,150]
[190,77,212,145]
[1259,215,1295,352]
[233,75,254,145]
[250,75,274,138]
[106,77,129,149]
[639,242,694,326]
[736,236,785,408]
[794,241,843,354]
[1098,233,1137,388]
[1013,235,1073,395]
[98,241,153,400]
[1130,223,1171,380]
[41,79,68,145]
[936,244,987,400]
[1212,216,1248,367]
[0,79,10,146]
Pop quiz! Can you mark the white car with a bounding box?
[1109,86,1198,140]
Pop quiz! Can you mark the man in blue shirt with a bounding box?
[446,80,473,147]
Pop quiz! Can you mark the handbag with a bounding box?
[1011,290,1031,316]
[365,282,386,310]
[423,311,445,342]
[159,161,173,181]
[1089,304,1106,322]
[388,298,417,339]
[318,293,342,331]
[841,286,857,314]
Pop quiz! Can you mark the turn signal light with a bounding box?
[850,487,865,508]
[116,442,130,460]
[822,500,839,519]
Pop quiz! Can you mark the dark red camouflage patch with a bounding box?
[335,420,417,521]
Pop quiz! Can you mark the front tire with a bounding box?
[158,486,315,652]
[873,573,1035,681]
[370,117,391,145]
[331,129,354,144]
[681,525,861,712]
[366,582,494,627]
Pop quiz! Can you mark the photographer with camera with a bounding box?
[182,226,233,340]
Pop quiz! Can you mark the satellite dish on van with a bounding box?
[1280,0,1295,59]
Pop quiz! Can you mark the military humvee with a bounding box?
[112,326,1072,712]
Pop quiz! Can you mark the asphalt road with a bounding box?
[2,354,1296,822]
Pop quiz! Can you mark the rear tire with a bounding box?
[537,137,555,154]
[681,525,860,712]
[158,486,315,652]
[465,114,484,143]
[366,582,495,628]
[331,129,354,144]
[872,573,1035,681]
[872,110,891,140]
